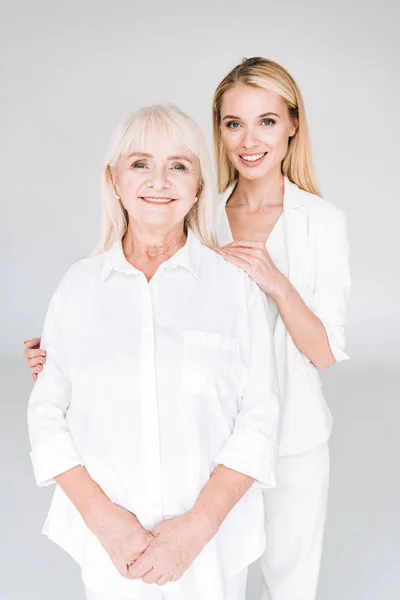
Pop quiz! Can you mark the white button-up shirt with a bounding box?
[28,230,280,599]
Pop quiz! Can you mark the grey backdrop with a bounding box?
[1,1,399,599]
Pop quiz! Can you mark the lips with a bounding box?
[238,152,268,167]
[140,197,176,204]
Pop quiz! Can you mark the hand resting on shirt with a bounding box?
[55,466,154,580]
[129,512,214,585]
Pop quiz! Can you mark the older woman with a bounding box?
[27,104,280,600]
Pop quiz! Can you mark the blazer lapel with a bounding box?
[216,183,236,246]
[283,178,308,294]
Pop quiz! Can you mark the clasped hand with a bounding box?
[128,512,212,585]
[89,502,213,587]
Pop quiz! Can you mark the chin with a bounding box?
[236,167,270,181]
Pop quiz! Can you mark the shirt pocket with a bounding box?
[181,331,245,399]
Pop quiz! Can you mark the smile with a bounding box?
[141,197,175,204]
[239,152,268,164]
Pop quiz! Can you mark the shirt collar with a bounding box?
[100,228,202,283]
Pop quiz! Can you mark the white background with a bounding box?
[1,1,399,599]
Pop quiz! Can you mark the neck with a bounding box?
[232,168,284,211]
[123,221,186,266]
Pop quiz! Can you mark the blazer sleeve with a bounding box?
[215,277,280,488]
[310,207,351,362]
[28,277,83,486]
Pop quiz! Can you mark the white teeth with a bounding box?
[143,197,173,203]
[241,153,265,162]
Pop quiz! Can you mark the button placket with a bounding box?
[139,276,163,525]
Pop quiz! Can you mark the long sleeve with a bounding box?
[28,280,83,486]
[310,207,351,362]
[215,277,280,488]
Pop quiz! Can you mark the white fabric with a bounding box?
[265,215,288,332]
[216,177,351,455]
[84,567,247,600]
[260,443,330,600]
[28,230,280,600]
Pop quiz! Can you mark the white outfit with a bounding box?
[28,231,280,600]
[263,214,288,331]
[84,568,247,600]
[216,177,350,600]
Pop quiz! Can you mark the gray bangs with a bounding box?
[109,105,200,165]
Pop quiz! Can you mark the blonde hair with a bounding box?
[94,104,216,254]
[212,57,321,196]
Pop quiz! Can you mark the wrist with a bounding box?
[188,507,220,543]
[83,493,114,533]
[270,273,291,302]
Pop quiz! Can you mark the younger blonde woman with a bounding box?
[212,57,350,600]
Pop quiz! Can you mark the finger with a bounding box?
[222,240,266,250]
[23,348,47,360]
[28,356,45,368]
[218,250,254,267]
[23,338,42,349]
[31,364,43,375]
[141,567,160,585]
[221,247,266,263]
[119,561,134,580]
[32,374,38,382]
[156,573,171,586]
[170,569,184,582]
[129,551,155,579]
[218,253,255,272]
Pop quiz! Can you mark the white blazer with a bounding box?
[216,177,351,456]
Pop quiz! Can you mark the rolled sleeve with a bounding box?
[215,277,280,489]
[30,431,83,487]
[310,207,351,363]
[215,429,277,488]
[28,279,83,487]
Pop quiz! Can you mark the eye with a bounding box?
[172,163,188,172]
[226,121,241,129]
[131,161,147,169]
[261,118,275,126]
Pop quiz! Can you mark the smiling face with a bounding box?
[112,131,201,233]
[220,84,298,181]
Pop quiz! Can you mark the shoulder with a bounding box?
[289,184,347,237]
[200,244,251,287]
[200,244,245,280]
[298,186,345,222]
[52,252,107,301]
[198,244,263,301]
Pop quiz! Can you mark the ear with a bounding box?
[108,164,119,192]
[289,116,299,138]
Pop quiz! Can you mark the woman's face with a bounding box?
[113,132,201,232]
[220,84,297,181]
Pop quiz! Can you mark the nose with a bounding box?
[147,166,171,190]
[241,127,260,150]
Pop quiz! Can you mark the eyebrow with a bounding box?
[127,152,193,164]
[222,112,280,121]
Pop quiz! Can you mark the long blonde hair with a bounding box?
[212,57,320,196]
[94,104,216,254]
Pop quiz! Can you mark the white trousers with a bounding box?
[260,442,330,600]
[85,568,247,600]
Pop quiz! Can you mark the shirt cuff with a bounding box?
[215,429,278,489]
[30,431,84,487]
[324,324,349,363]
